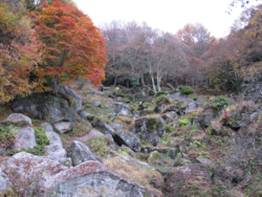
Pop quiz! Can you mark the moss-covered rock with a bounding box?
[86,136,112,158]
[104,156,163,196]
[147,151,175,173]
[135,115,165,146]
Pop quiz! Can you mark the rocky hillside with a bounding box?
[0,82,261,197]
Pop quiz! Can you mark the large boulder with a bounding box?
[67,141,100,166]
[135,115,165,146]
[11,93,79,123]
[0,152,155,197]
[41,123,69,165]
[0,152,66,196]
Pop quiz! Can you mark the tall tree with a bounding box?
[32,0,107,88]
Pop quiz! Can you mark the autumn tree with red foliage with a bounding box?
[0,2,42,102]
[32,0,106,87]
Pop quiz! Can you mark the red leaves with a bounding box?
[32,0,107,85]
[0,3,43,102]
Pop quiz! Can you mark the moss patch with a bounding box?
[179,85,194,95]
[104,156,163,193]
[0,124,17,149]
[84,101,114,124]
[178,117,191,127]
[86,137,110,158]
[26,127,49,156]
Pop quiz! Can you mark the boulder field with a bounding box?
[0,83,261,196]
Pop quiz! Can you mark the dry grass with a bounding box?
[104,156,163,192]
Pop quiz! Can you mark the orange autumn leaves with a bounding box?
[0,3,42,102]
[32,0,106,85]
[0,0,106,102]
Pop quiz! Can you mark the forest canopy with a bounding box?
[103,4,262,94]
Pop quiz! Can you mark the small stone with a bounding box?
[91,100,101,107]
[54,121,73,134]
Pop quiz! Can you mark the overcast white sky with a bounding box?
[73,0,260,38]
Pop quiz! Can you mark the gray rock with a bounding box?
[14,126,36,151]
[68,141,99,166]
[242,80,262,103]
[79,110,94,120]
[0,152,66,196]
[0,152,153,197]
[11,93,79,123]
[198,108,217,128]
[75,129,105,142]
[161,111,177,122]
[56,85,83,112]
[113,131,141,152]
[196,157,213,167]
[4,113,32,127]
[41,123,69,165]
[114,102,130,116]
[141,146,177,159]
[135,115,165,146]
[185,101,199,113]
[0,169,13,194]
[92,100,102,107]
[54,121,73,134]
[91,119,115,135]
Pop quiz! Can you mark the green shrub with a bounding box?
[164,124,176,133]
[179,85,194,95]
[211,96,229,111]
[178,117,191,127]
[155,95,171,106]
[0,124,17,149]
[155,91,169,98]
[87,137,110,158]
[26,127,49,156]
